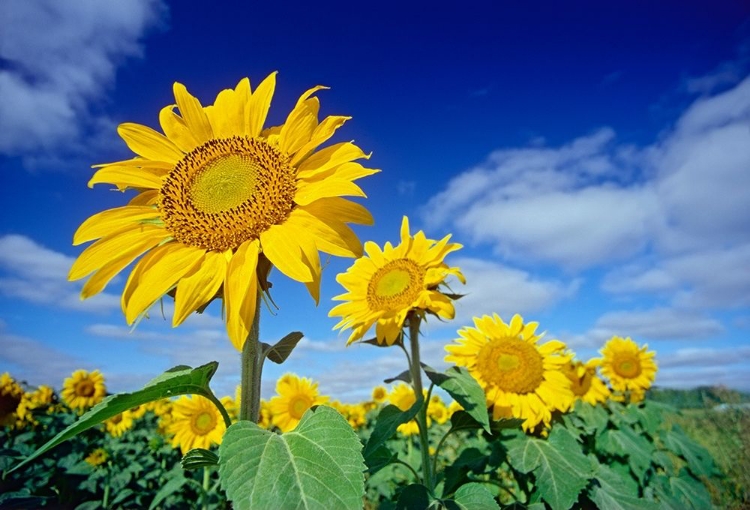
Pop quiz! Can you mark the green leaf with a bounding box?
[506,427,592,510]
[588,485,660,510]
[662,428,718,477]
[395,484,432,510]
[11,363,225,473]
[148,475,186,510]
[635,401,663,436]
[663,470,713,510]
[450,482,501,509]
[422,365,490,433]
[448,410,485,433]
[384,370,411,384]
[571,402,609,436]
[262,331,304,364]
[600,426,654,482]
[365,445,398,476]
[443,447,491,496]
[587,461,658,510]
[218,405,365,510]
[363,402,421,460]
[181,448,219,470]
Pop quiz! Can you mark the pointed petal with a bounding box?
[74,206,160,245]
[88,165,166,191]
[291,115,350,167]
[159,104,200,153]
[247,72,277,137]
[173,250,228,326]
[296,142,369,179]
[117,123,184,164]
[225,240,260,350]
[294,178,366,206]
[173,82,213,143]
[260,223,315,283]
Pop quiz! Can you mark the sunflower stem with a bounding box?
[240,286,263,422]
[407,315,434,493]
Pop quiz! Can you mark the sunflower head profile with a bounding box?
[445,314,574,432]
[329,216,465,346]
[561,359,610,406]
[596,336,657,395]
[69,74,378,350]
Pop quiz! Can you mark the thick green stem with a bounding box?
[202,467,210,510]
[408,315,434,493]
[240,287,263,422]
[102,473,110,508]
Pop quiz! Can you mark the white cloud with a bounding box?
[445,257,579,328]
[0,235,120,313]
[589,307,724,342]
[0,0,166,158]
[0,330,86,387]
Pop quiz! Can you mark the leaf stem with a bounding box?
[393,459,422,483]
[407,314,434,493]
[240,286,263,422]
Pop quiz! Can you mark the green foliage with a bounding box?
[218,405,365,510]
[422,365,490,433]
[262,331,304,364]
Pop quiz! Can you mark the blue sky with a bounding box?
[1,0,750,401]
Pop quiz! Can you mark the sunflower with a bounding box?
[268,373,328,432]
[330,216,464,346]
[15,385,56,428]
[428,395,449,425]
[68,74,378,351]
[61,370,106,412]
[105,411,134,437]
[371,385,387,404]
[85,448,109,467]
[597,336,657,394]
[445,314,574,432]
[168,395,226,454]
[561,360,610,406]
[0,373,23,427]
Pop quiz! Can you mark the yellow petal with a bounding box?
[117,123,184,164]
[173,250,228,326]
[125,244,205,324]
[286,208,363,258]
[260,223,315,283]
[291,115,350,167]
[159,105,200,153]
[88,165,166,191]
[294,178,366,206]
[324,161,380,182]
[173,82,213,143]
[296,142,369,180]
[69,225,166,281]
[80,232,167,298]
[247,72,277,137]
[303,197,374,226]
[74,206,160,245]
[280,98,319,155]
[225,240,260,350]
[128,190,159,206]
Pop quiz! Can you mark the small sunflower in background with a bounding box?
[68,73,378,351]
[445,314,574,432]
[85,448,109,467]
[61,370,106,412]
[268,373,328,433]
[597,336,657,394]
[561,359,610,406]
[371,385,388,404]
[330,216,464,346]
[387,382,428,436]
[0,373,24,427]
[105,411,134,438]
[168,395,225,455]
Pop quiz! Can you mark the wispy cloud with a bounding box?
[0,0,166,164]
[0,235,120,313]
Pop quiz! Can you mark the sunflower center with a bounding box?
[75,380,96,397]
[476,336,544,394]
[160,136,296,252]
[191,411,216,435]
[111,413,123,424]
[569,369,593,397]
[367,259,425,311]
[289,395,313,420]
[614,355,642,378]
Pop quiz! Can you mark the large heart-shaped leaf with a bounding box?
[423,365,490,433]
[219,405,365,510]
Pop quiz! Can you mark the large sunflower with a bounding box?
[168,395,226,454]
[330,216,464,345]
[445,314,574,432]
[596,336,657,393]
[69,74,377,350]
[268,373,328,432]
[561,360,610,406]
[61,369,106,412]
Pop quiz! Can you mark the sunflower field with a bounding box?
[0,75,740,509]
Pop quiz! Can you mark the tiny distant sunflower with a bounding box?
[85,448,109,467]
[168,395,225,455]
[0,373,24,427]
[371,385,387,404]
[128,404,147,420]
[428,395,449,425]
[105,411,134,438]
[68,74,378,351]
[597,336,657,394]
[330,216,464,346]
[561,360,610,406]
[268,373,328,432]
[445,314,574,432]
[62,370,106,412]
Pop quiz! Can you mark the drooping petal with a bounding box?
[173,250,228,327]
[260,224,315,283]
[88,165,166,191]
[224,240,260,350]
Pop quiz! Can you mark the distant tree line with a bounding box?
[647,386,750,409]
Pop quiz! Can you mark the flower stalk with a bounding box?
[407,313,434,493]
[240,286,263,422]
